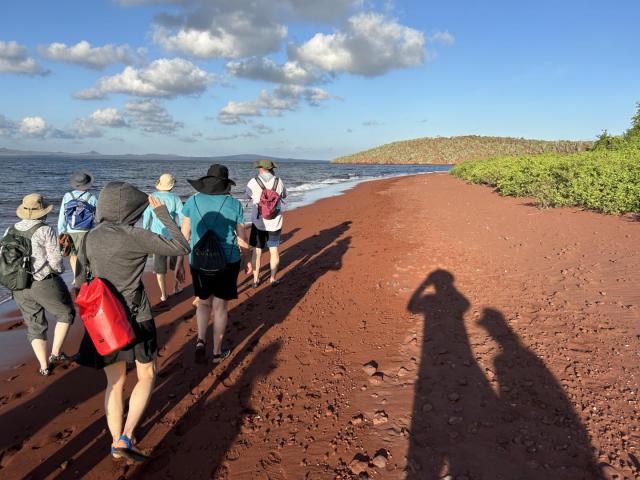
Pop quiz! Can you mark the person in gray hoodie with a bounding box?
[75,182,190,462]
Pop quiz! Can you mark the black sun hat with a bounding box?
[187,164,236,195]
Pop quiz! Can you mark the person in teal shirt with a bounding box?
[142,173,184,302]
[181,164,251,365]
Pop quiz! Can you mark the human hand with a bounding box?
[149,196,163,209]
[245,262,253,275]
[176,264,185,283]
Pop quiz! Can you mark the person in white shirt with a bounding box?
[245,160,287,287]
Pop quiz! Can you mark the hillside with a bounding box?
[332,135,593,165]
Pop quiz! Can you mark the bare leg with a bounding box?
[212,297,228,356]
[50,322,71,357]
[30,339,48,370]
[120,360,156,442]
[156,273,167,301]
[196,296,212,341]
[70,255,78,285]
[269,247,280,283]
[253,248,262,284]
[104,361,126,447]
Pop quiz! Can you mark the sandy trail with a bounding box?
[0,173,638,479]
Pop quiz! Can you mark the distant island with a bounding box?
[0,147,320,163]
[332,135,593,165]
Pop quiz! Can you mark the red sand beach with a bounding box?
[0,173,638,479]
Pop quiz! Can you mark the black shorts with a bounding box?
[249,225,281,250]
[154,254,177,274]
[191,261,240,301]
[76,319,157,369]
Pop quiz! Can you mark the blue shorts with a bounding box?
[249,225,281,249]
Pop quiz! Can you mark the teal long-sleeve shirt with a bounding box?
[142,191,184,239]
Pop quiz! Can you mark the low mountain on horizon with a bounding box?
[0,147,322,163]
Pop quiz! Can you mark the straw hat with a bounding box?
[16,193,53,220]
[156,173,176,191]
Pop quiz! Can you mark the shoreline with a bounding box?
[0,173,637,479]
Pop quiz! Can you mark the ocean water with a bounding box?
[0,156,450,303]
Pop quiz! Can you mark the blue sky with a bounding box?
[0,0,638,159]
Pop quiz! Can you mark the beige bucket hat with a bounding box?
[156,173,176,191]
[16,193,53,220]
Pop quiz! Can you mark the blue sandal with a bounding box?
[111,435,149,463]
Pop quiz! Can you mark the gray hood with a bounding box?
[97,182,148,225]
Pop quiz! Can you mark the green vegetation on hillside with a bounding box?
[451,104,640,214]
[332,135,592,165]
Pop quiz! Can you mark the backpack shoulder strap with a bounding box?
[273,177,279,192]
[254,177,266,191]
[11,223,46,240]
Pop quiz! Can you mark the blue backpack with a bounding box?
[64,192,96,230]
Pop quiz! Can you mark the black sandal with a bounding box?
[195,338,206,364]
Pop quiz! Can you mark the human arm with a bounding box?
[42,226,65,274]
[142,205,152,231]
[57,195,68,234]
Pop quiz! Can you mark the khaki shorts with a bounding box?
[68,232,87,255]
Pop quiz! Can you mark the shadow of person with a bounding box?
[18,221,351,479]
[406,270,600,479]
[477,308,599,479]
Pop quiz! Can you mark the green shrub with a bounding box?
[451,146,640,214]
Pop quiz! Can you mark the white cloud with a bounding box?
[89,108,127,127]
[252,123,274,134]
[226,57,322,85]
[207,131,257,141]
[152,13,287,59]
[291,12,425,76]
[74,58,213,99]
[0,41,48,76]
[38,41,145,70]
[124,99,183,133]
[218,85,331,124]
[19,116,48,137]
[428,31,455,46]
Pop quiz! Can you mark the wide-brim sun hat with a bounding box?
[253,159,278,170]
[187,164,236,195]
[70,171,94,190]
[156,173,176,191]
[16,193,53,220]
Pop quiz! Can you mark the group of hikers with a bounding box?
[0,160,286,462]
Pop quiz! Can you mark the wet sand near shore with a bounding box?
[0,173,638,479]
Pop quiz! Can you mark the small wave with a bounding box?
[288,176,367,193]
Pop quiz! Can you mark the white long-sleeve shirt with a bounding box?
[246,176,287,232]
[4,219,64,281]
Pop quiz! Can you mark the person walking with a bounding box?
[57,172,97,282]
[181,164,252,364]
[142,173,185,305]
[75,182,190,462]
[1,194,76,376]
[245,160,287,288]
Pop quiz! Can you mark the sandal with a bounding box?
[111,435,148,463]
[212,349,231,364]
[270,279,281,286]
[195,338,206,364]
[252,281,260,289]
[48,352,70,365]
[38,367,51,376]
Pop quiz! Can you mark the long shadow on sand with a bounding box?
[19,221,351,479]
[406,269,599,480]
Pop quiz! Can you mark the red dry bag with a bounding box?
[75,278,135,356]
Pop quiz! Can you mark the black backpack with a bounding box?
[190,196,228,275]
[0,224,45,291]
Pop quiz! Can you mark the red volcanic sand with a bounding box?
[0,174,638,479]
